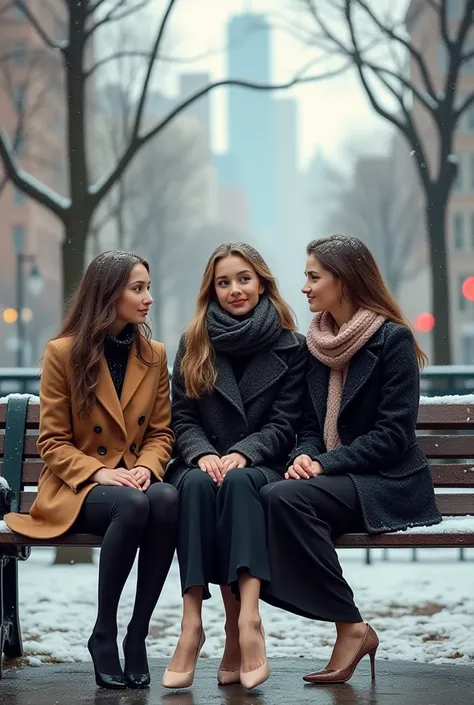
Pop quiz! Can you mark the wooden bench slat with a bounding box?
[419,435,474,458]
[435,494,474,515]
[1,461,473,488]
[0,435,39,458]
[0,404,40,427]
[10,492,472,515]
[417,403,474,429]
[335,532,474,548]
[430,464,474,486]
[0,530,472,548]
[0,533,102,547]
[1,402,473,428]
[0,460,43,483]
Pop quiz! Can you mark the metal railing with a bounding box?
[2,364,474,397]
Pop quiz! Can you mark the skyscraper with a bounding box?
[227,13,276,241]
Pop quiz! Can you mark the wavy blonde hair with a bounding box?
[182,242,296,398]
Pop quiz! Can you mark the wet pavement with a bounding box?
[1,658,472,705]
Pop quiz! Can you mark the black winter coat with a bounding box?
[290,321,442,533]
[165,330,307,486]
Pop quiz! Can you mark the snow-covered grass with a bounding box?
[9,547,474,670]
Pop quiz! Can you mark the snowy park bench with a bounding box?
[0,396,474,676]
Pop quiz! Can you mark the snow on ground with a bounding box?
[12,547,474,670]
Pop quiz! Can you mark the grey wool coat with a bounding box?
[165,329,307,486]
[290,321,442,533]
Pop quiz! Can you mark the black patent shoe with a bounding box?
[88,635,127,689]
[123,635,150,689]
[124,671,150,689]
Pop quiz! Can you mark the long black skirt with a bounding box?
[259,475,365,623]
[175,466,270,599]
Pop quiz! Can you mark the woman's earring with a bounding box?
[339,295,344,308]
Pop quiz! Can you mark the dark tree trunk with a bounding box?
[61,218,90,314]
[425,192,451,365]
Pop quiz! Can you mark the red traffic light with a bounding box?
[414,312,435,333]
[462,277,474,301]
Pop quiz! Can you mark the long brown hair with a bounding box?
[182,242,296,398]
[307,235,428,368]
[54,251,154,418]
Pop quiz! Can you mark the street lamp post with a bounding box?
[12,227,44,367]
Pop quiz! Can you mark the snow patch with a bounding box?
[420,394,474,404]
[0,393,40,403]
[12,549,474,667]
[394,516,474,534]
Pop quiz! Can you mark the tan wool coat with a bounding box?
[5,336,174,539]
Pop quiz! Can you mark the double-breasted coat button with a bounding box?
[94,426,102,433]
[130,443,137,452]
[211,435,217,442]
[138,415,145,425]
[239,433,245,439]
[97,446,107,456]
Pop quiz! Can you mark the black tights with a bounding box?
[73,483,179,674]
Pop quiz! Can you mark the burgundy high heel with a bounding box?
[303,623,379,684]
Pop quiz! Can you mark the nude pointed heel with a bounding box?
[239,625,269,690]
[217,667,240,686]
[162,631,206,689]
[240,660,270,690]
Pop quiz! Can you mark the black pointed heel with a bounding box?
[88,635,127,690]
[124,672,150,689]
[123,635,150,689]
[92,665,127,689]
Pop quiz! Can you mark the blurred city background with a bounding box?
[0,0,473,377]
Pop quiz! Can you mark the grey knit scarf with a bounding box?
[206,296,281,356]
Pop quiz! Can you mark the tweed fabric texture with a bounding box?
[165,329,307,487]
[290,321,442,533]
[306,309,385,451]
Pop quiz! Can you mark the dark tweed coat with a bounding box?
[290,321,442,533]
[165,330,307,486]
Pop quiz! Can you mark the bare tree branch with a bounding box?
[130,0,178,142]
[91,61,350,207]
[12,0,67,51]
[86,0,152,38]
[0,127,69,216]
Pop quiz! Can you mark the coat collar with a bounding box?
[95,340,148,432]
[307,323,386,427]
[213,330,297,417]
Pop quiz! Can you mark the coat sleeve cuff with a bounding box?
[227,441,258,466]
[186,444,220,467]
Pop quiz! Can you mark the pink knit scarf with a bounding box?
[306,309,385,451]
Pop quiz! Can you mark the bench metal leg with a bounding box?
[0,547,30,678]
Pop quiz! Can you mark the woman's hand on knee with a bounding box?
[130,466,152,490]
[90,468,142,489]
[197,454,224,484]
[285,455,324,480]
[221,452,247,476]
